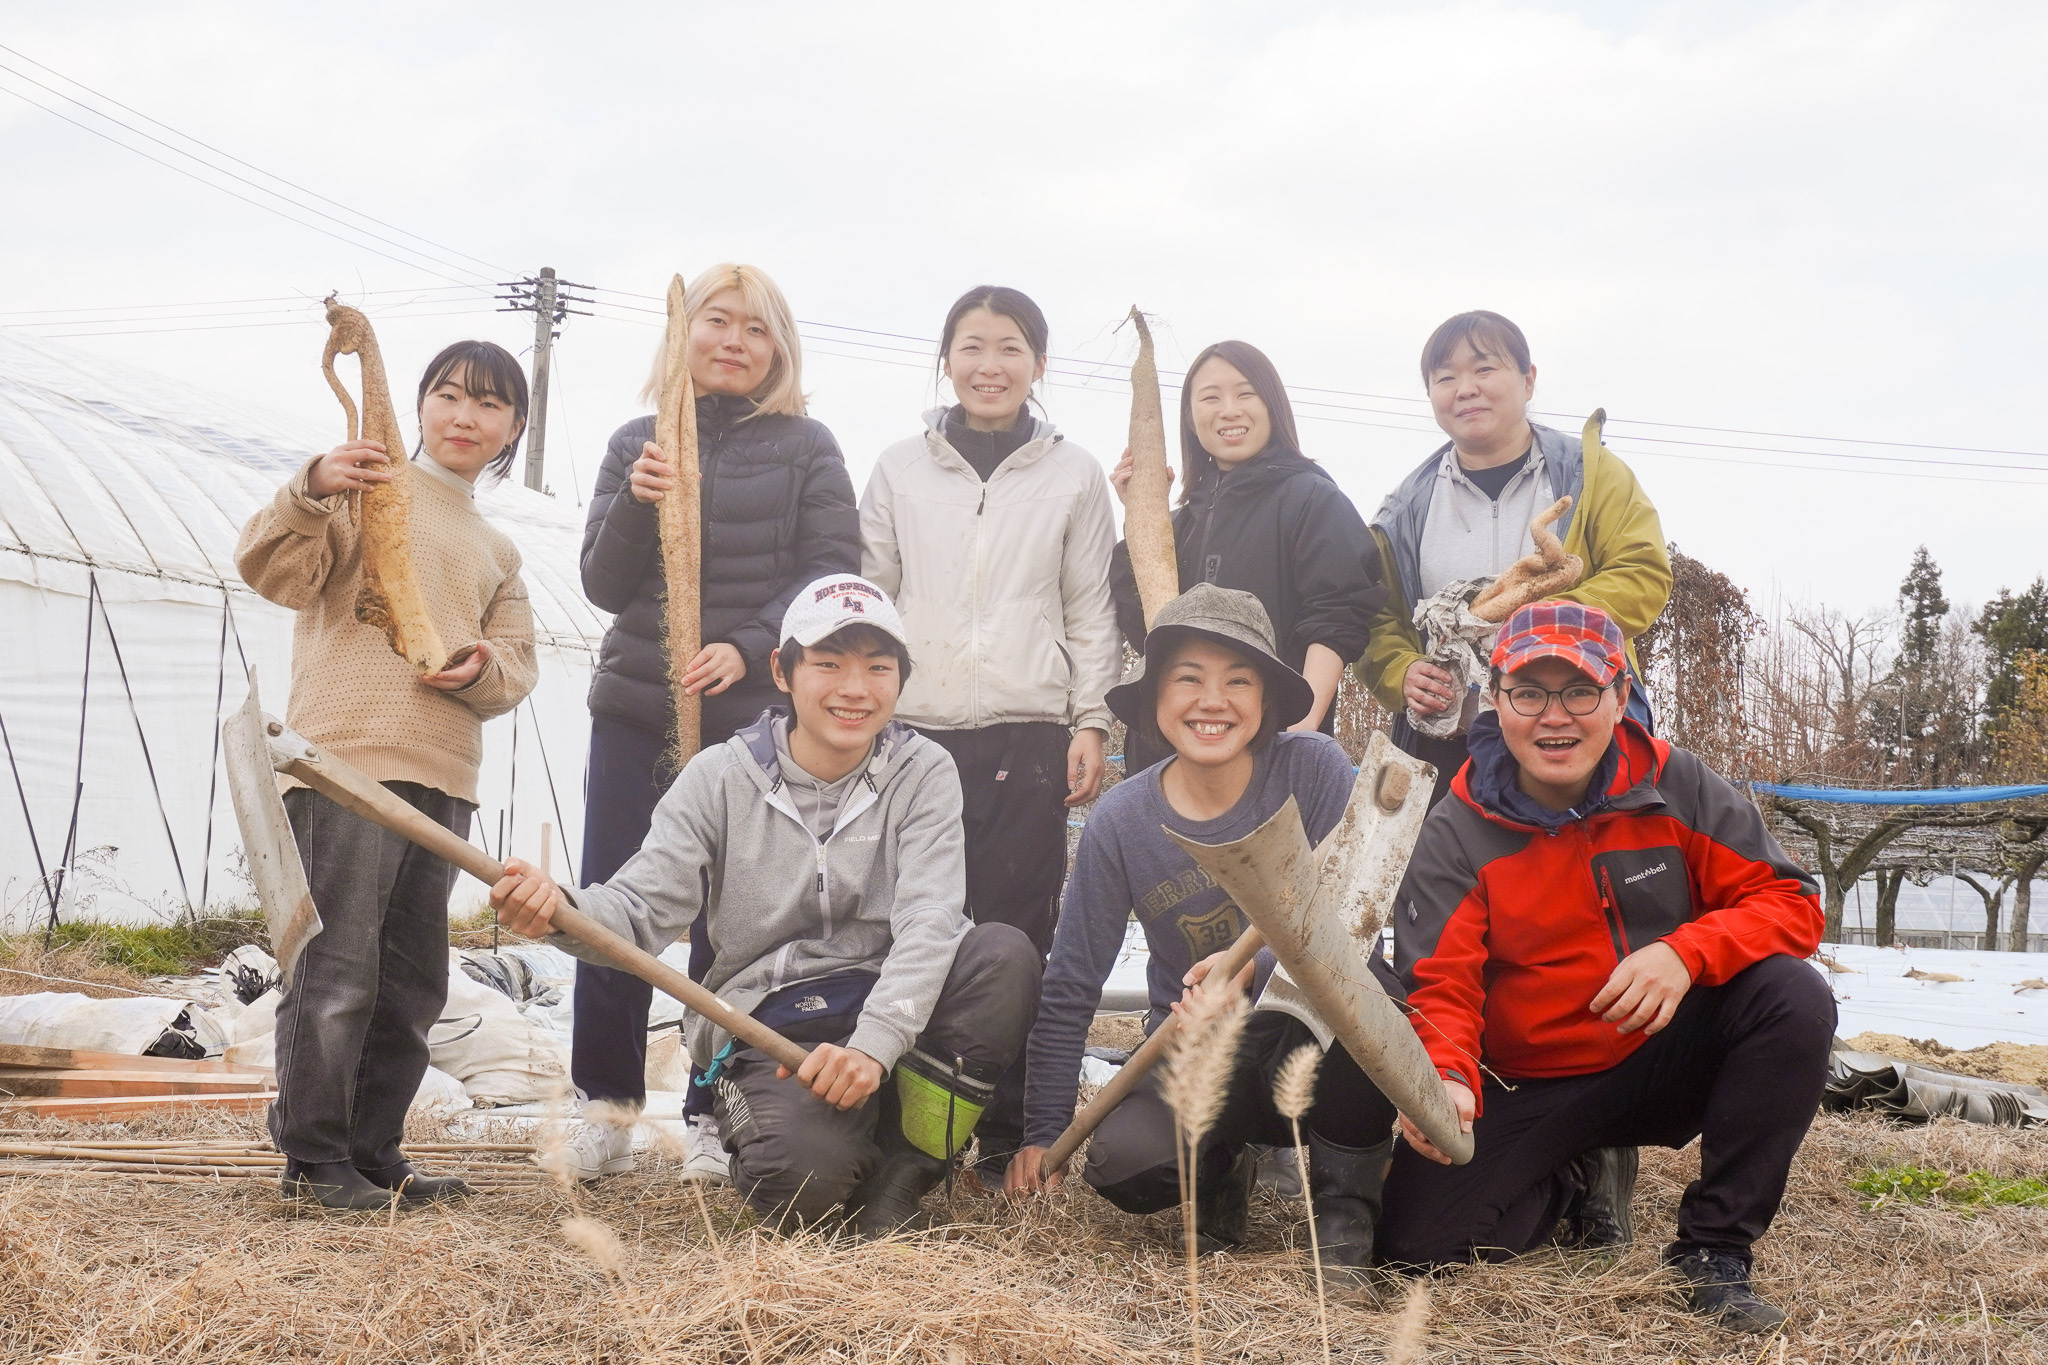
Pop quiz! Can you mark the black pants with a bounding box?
[916,721,1072,1161]
[1085,1008,1400,1214]
[572,694,768,1111]
[714,923,1043,1224]
[269,783,474,1166]
[1377,955,1836,1267]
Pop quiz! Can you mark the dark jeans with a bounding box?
[269,783,474,1167]
[572,696,768,1112]
[1085,1007,1401,1214]
[714,923,1043,1224]
[1377,955,1836,1267]
[916,721,1073,1163]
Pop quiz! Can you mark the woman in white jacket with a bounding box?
[861,285,1121,1178]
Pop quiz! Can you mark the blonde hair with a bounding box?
[637,262,807,418]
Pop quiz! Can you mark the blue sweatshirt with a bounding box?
[1021,730,1357,1148]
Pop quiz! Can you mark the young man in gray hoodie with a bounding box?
[493,575,1041,1233]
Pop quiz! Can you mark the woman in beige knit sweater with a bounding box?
[235,339,538,1210]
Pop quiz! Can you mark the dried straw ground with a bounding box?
[0,1107,2041,1363]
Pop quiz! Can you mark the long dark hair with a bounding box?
[936,286,1049,414]
[1177,339,1302,504]
[416,339,530,479]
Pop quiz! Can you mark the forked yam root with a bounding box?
[1469,495,1585,622]
[1123,307,1179,630]
[654,274,703,760]
[321,296,448,673]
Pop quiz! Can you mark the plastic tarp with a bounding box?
[1752,781,2048,806]
[1826,1049,2048,1127]
[0,991,229,1055]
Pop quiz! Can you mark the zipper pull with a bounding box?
[977,489,985,515]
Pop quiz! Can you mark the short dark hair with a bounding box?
[416,340,530,479]
[1420,311,1532,385]
[1132,634,1284,756]
[1177,340,1304,505]
[773,623,914,687]
[938,286,1050,366]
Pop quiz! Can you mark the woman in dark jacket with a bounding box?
[561,263,859,1183]
[1110,340,1383,771]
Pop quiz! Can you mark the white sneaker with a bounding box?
[679,1115,729,1185]
[536,1115,637,1182]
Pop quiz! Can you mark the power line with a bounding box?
[0,284,483,319]
[0,44,508,281]
[13,305,497,340]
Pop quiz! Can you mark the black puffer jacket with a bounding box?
[1109,447,1384,671]
[581,396,859,730]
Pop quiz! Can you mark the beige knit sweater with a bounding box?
[235,455,538,803]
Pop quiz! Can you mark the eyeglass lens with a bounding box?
[1504,684,1606,717]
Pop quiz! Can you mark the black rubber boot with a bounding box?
[1560,1146,1639,1250]
[1664,1244,1788,1334]
[359,1159,472,1203]
[282,1159,397,1211]
[846,1144,949,1238]
[1195,1147,1256,1253]
[1305,1132,1394,1287]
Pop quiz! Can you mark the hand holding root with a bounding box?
[1006,1144,1065,1197]
[307,440,393,498]
[420,642,489,692]
[1470,496,1585,622]
[782,1043,882,1111]
[1401,1078,1475,1165]
[679,642,746,696]
[1403,660,1457,716]
[631,441,676,504]
[491,857,561,937]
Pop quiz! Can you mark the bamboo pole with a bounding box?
[655,274,704,760]
[1123,307,1179,630]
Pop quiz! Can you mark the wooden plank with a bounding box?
[0,1043,266,1077]
[0,1093,274,1120]
[0,1071,273,1099]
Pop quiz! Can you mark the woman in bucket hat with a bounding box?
[1006,584,1405,1282]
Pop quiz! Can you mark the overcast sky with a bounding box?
[5,0,2044,620]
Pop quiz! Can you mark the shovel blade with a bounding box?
[222,678,322,985]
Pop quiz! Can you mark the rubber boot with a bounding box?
[848,1047,998,1238]
[1195,1147,1256,1253]
[1561,1146,1638,1250]
[846,1142,949,1238]
[1304,1132,1394,1288]
[282,1158,397,1211]
[359,1159,472,1203]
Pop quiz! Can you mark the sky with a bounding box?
[4,0,2045,620]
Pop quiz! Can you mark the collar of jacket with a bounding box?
[695,392,760,441]
[1370,420,1585,608]
[919,406,1059,478]
[1183,445,1330,504]
[1456,710,1667,831]
[732,708,915,800]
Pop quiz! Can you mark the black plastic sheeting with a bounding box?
[1825,1049,2048,1128]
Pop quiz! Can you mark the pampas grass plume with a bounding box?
[561,1216,627,1276]
[1163,989,1248,1148]
[1274,1043,1320,1122]
[1387,1278,1432,1364]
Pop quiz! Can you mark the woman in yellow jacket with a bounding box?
[1360,311,1670,804]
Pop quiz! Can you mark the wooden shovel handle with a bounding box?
[1038,927,1266,1182]
[280,750,812,1075]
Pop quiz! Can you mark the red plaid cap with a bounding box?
[1490,600,1625,686]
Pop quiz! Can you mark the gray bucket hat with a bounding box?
[1105,583,1317,732]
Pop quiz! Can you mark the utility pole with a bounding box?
[497,267,592,493]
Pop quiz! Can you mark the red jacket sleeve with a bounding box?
[1392,814,1496,1115]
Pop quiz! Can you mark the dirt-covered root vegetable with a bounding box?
[655,273,703,760]
[1470,494,1586,622]
[1123,307,1179,630]
[321,295,449,674]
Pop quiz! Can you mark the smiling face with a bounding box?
[1427,338,1537,461]
[1154,635,1268,771]
[944,306,1043,432]
[772,630,903,779]
[1188,356,1273,469]
[1493,656,1628,811]
[688,286,780,397]
[418,363,523,480]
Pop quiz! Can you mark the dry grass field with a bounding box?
[0,1104,2042,1363]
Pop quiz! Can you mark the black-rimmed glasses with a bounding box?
[1500,682,1611,717]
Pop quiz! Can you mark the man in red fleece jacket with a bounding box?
[1379,601,1834,1335]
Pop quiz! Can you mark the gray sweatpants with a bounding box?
[268,783,473,1167]
[711,922,1042,1225]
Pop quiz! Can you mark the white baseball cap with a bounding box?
[780,574,910,650]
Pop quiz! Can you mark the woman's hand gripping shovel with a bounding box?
[220,680,811,1074]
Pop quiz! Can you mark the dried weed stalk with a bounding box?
[1385,1276,1431,1365]
[1161,986,1248,1365]
[1273,1042,1330,1365]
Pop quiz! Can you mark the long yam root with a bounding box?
[321,295,449,673]
[1469,494,1585,622]
[1123,307,1179,630]
[655,273,703,760]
